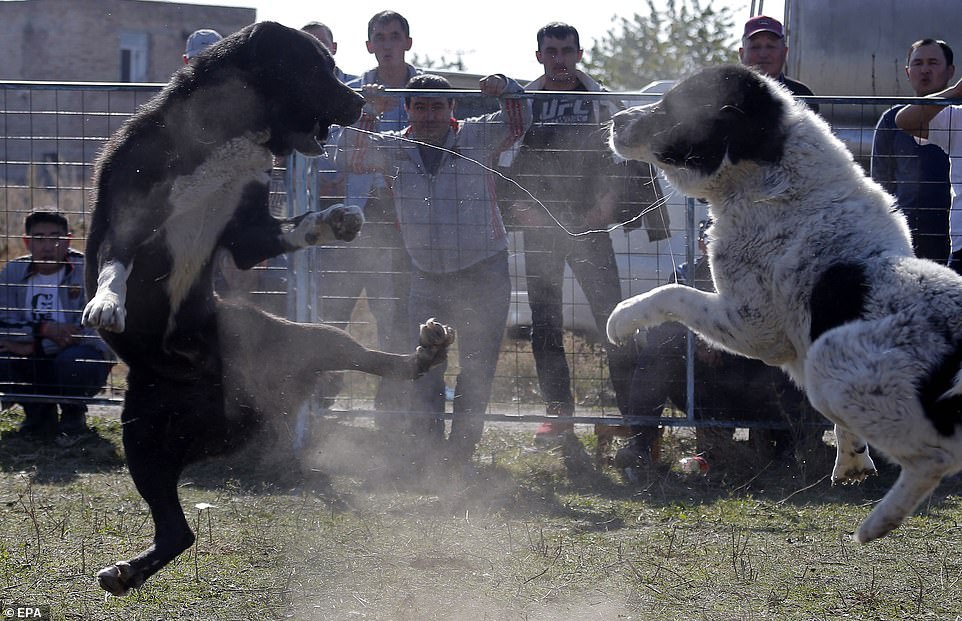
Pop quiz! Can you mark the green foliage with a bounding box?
[583,0,740,90]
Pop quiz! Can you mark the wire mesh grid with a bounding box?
[1,80,932,434]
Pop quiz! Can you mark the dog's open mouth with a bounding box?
[291,122,328,156]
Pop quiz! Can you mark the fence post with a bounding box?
[284,154,316,324]
[685,196,696,424]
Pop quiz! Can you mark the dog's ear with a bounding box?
[244,21,289,51]
[242,22,293,73]
[720,68,787,165]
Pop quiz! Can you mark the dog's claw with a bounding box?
[831,467,877,486]
[420,317,455,347]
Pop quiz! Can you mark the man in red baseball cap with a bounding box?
[739,15,818,112]
[743,15,784,39]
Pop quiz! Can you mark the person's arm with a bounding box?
[334,85,392,175]
[585,187,622,228]
[896,78,962,139]
[586,100,636,229]
[488,75,532,147]
[0,262,35,344]
[0,340,34,356]
[37,320,79,348]
[461,73,531,159]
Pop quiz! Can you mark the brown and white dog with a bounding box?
[83,22,453,595]
[607,64,962,543]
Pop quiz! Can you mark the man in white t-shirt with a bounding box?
[896,77,962,272]
[0,211,113,440]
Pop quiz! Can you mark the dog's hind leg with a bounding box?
[855,465,944,543]
[97,384,201,596]
[806,319,931,486]
[97,450,195,595]
[219,303,454,382]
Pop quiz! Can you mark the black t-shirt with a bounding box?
[512,83,616,227]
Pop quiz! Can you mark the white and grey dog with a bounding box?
[607,64,962,543]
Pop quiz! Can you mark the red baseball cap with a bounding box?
[743,15,784,39]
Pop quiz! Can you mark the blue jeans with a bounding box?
[0,344,112,423]
[408,252,510,450]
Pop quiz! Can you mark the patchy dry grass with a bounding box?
[0,407,961,621]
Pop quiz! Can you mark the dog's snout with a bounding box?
[334,85,366,126]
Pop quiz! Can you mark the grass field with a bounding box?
[1,406,961,621]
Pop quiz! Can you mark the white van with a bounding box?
[504,186,707,340]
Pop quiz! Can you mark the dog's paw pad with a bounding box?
[832,450,877,485]
[831,467,877,485]
[419,318,455,348]
[414,319,455,372]
[324,204,365,242]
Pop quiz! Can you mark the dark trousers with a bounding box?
[408,252,510,451]
[523,226,634,415]
[314,220,410,349]
[0,344,112,422]
[313,195,412,411]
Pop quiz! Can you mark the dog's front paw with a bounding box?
[82,294,126,332]
[321,203,365,242]
[414,318,455,374]
[290,205,365,247]
[607,297,656,345]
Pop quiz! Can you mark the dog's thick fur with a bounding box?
[83,22,453,596]
[607,64,962,543]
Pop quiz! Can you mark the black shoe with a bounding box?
[560,432,593,473]
[57,405,89,436]
[614,442,652,470]
[18,404,58,437]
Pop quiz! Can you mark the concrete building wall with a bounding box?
[0,0,255,82]
[0,0,256,186]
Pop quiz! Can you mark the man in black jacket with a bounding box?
[507,22,665,447]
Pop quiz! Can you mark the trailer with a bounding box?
[781,0,962,162]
